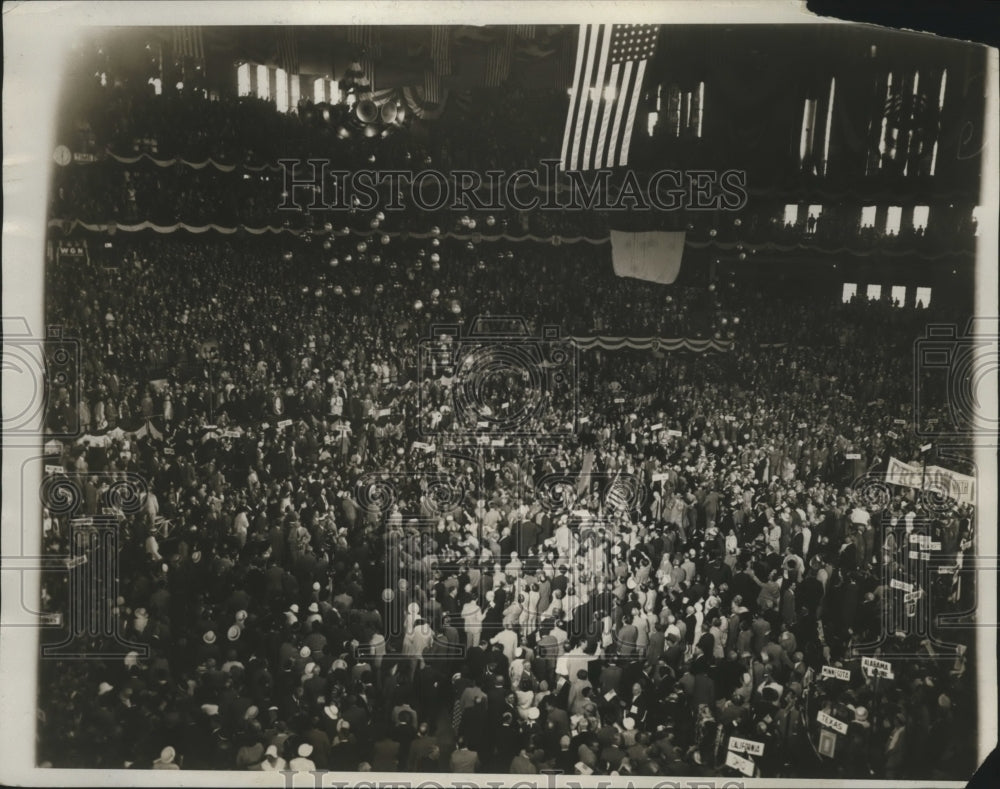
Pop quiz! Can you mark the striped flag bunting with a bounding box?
[423,70,442,104]
[560,24,659,171]
[431,26,451,75]
[172,26,204,62]
[346,26,380,90]
[485,28,516,87]
[277,27,299,76]
[515,25,537,40]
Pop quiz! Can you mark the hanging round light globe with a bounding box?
[375,283,384,294]
[352,286,362,296]
[734,218,742,227]
[739,252,747,261]
[709,228,718,238]
[431,238,440,247]
[380,234,390,245]
[323,240,332,250]
[450,300,462,315]
[344,254,353,263]
[370,218,380,229]
[413,299,423,311]
[460,216,470,227]
[424,155,432,165]
[733,316,740,325]
[372,255,381,264]
[333,285,344,296]
[314,288,324,297]
[323,222,333,232]
[417,248,426,258]
[430,252,440,263]
[430,226,441,237]
[431,288,441,300]
[341,226,350,235]
[357,241,367,253]
[283,251,293,261]
[430,259,440,271]
[330,257,339,267]
[486,215,496,227]
[467,219,477,230]
[708,283,716,292]
[375,211,385,222]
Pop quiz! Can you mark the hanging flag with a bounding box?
[172,26,204,62]
[485,28,515,87]
[277,27,299,76]
[610,230,686,285]
[346,26,380,90]
[560,24,659,171]
[430,26,451,75]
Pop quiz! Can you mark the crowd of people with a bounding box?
[36,57,982,781]
[37,224,978,780]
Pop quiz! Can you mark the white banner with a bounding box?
[884,457,975,505]
[610,230,686,285]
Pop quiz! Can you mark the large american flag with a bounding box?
[560,24,659,171]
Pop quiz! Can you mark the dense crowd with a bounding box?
[38,225,978,780]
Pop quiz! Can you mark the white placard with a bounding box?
[890,578,914,592]
[728,736,764,756]
[821,665,851,681]
[44,464,64,474]
[725,750,755,776]
[861,657,894,679]
[277,419,293,428]
[817,711,848,735]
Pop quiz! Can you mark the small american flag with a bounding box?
[560,24,659,171]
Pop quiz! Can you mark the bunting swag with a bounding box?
[46,219,973,260]
[569,336,733,352]
[47,219,610,244]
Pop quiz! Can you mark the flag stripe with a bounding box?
[594,63,620,169]
[559,26,590,169]
[582,31,612,169]
[607,60,633,169]
[618,59,647,166]
[569,26,602,171]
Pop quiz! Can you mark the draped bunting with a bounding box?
[569,336,733,352]
[106,150,279,172]
[46,218,972,260]
[47,218,609,244]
